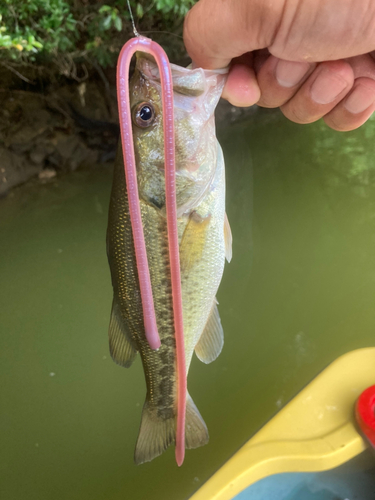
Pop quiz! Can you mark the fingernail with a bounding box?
[275,60,311,88]
[344,85,375,114]
[310,69,349,104]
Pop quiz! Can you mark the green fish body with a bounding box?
[107,54,231,464]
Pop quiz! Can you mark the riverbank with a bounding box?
[0,69,261,197]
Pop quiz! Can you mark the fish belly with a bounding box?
[180,142,226,369]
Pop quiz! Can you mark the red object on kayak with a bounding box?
[355,385,375,448]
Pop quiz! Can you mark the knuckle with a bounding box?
[257,96,281,108]
[281,102,315,124]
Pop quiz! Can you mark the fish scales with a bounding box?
[108,152,178,414]
[107,53,230,464]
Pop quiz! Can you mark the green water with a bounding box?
[1,108,375,500]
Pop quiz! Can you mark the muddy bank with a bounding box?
[0,75,118,196]
[0,75,260,197]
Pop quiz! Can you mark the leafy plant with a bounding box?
[0,0,194,76]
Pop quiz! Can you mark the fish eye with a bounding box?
[133,102,156,128]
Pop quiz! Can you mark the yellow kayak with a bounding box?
[190,348,375,500]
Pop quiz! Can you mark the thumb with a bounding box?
[183,0,282,69]
[184,0,375,70]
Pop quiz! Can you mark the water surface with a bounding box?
[1,108,375,499]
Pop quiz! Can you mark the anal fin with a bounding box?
[195,299,224,364]
[108,296,137,368]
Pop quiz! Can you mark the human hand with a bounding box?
[183,0,375,131]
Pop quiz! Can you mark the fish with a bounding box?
[106,53,231,464]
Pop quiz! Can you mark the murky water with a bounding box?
[1,108,375,500]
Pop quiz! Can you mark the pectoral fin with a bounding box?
[180,211,211,274]
[195,299,224,364]
[108,296,137,368]
[224,212,232,263]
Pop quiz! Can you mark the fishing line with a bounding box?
[126,0,139,37]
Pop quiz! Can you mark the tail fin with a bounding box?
[134,393,209,465]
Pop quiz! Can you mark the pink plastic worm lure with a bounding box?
[116,36,187,466]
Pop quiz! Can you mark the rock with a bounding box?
[51,131,98,170]
[0,147,41,196]
[29,145,47,165]
[55,81,116,122]
[5,97,54,151]
[38,168,57,180]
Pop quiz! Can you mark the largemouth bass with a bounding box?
[107,53,231,464]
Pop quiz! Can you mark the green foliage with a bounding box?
[0,0,194,73]
[154,0,193,16]
[98,5,123,32]
[0,0,77,56]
